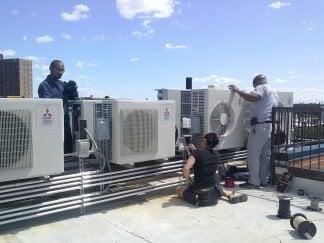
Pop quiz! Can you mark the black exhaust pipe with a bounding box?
[186,77,192,90]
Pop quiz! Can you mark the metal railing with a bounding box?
[271,105,324,181]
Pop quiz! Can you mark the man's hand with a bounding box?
[228,84,239,93]
[187,144,196,151]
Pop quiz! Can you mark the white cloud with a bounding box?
[0,49,16,57]
[90,34,106,41]
[269,1,291,9]
[76,61,84,67]
[274,78,289,83]
[78,87,106,98]
[24,55,45,63]
[194,74,241,86]
[165,43,188,49]
[35,35,55,43]
[61,33,72,40]
[116,0,176,19]
[302,20,315,32]
[132,29,155,39]
[34,64,49,72]
[129,57,140,62]
[61,4,90,22]
[142,20,151,28]
[76,61,98,68]
[78,75,88,79]
[22,35,27,40]
[287,70,300,80]
[132,19,156,39]
[302,20,312,25]
[171,20,194,30]
[11,10,19,14]
[293,87,324,103]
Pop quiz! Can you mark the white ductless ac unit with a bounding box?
[109,99,175,164]
[0,98,64,182]
[192,87,248,150]
[71,99,175,164]
[157,89,192,145]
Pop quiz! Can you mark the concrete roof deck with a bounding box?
[0,186,323,243]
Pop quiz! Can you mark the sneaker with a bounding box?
[229,193,248,204]
[239,182,260,189]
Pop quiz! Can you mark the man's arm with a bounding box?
[228,85,261,102]
[183,155,195,179]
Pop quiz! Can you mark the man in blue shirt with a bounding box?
[38,60,78,153]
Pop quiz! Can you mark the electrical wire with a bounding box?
[82,128,111,173]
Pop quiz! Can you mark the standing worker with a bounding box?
[38,60,78,153]
[229,74,279,188]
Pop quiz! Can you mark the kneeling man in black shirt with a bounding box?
[176,133,248,206]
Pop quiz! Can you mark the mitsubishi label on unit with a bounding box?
[156,89,192,145]
[0,98,64,182]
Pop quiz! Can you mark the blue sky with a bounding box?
[0,0,323,102]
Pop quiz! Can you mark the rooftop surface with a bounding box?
[0,185,323,243]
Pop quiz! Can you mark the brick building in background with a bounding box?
[0,54,33,97]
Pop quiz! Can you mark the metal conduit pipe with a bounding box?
[0,195,83,216]
[0,164,183,199]
[0,180,182,226]
[0,168,182,204]
[0,160,184,191]
[0,186,82,204]
[0,170,98,190]
[0,205,82,226]
[0,179,183,220]
[0,199,84,220]
[0,181,82,199]
[0,152,246,203]
[82,168,182,188]
[83,182,182,207]
[0,177,83,194]
[82,163,183,181]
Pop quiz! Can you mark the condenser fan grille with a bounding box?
[121,109,158,155]
[0,109,33,171]
[210,102,234,136]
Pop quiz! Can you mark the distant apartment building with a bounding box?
[0,54,33,97]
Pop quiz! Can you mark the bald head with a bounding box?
[253,74,267,88]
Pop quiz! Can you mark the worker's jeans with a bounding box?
[247,123,272,186]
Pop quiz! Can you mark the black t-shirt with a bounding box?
[191,148,220,190]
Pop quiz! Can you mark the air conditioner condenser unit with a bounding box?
[192,87,247,150]
[109,99,175,164]
[71,99,175,165]
[0,98,64,182]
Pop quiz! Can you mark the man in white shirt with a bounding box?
[229,74,279,188]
